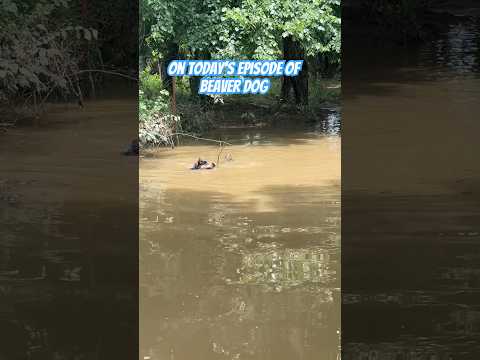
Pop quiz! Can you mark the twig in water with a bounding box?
[217,143,225,167]
[172,132,232,168]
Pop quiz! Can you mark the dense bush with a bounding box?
[139,70,220,147]
[0,0,96,118]
[139,70,180,147]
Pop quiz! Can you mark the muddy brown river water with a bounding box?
[0,99,138,359]
[140,129,341,360]
[343,14,480,359]
[2,9,480,360]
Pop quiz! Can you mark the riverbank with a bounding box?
[139,74,340,149]
[1,78,137,132]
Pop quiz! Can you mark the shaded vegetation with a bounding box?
[343,0,468,45]
[0,0,137,125]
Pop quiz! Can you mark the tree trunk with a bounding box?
[281,36,309,105]
[189,76,200,98]
[80,0,88,19]
[189,51,213,110]
[149,59,160,75]
[160,42,179,95]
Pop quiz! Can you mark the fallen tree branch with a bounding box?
[171,132,232,146]
[76,69,137,81]
[171,132,232,168]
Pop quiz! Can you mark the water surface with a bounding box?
[343,14,480,359]
[140,128,341,360]
[0,98,138,359]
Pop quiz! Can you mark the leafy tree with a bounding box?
[0,0,97,115]
[222,0,340,104]
[141,0,340,105]
[223,0,340,59]
[138,0,341,146]
[140,0,229,98]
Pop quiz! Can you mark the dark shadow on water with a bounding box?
[342,7,480,356]
[343,17,480,101]
[0,199,138,359]
[0,94,138,359]
[342,189,480,359]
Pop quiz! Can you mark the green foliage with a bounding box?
[0,0,96,109]
[140,0,341,62]
[141,0,224,57]
[139,70,180,147]
[139,70,165,100]
[222,0,340,60]
[139,70,215,146]
[139,71,171,124]
[139,0,342,139]
[139,89,170,119]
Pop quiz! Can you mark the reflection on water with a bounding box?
[315,111,341,136]
[140,128,340,359]
[343,10,480,360]
[425,18,480,75]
